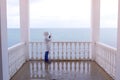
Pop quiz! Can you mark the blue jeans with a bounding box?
[45,51,49,62]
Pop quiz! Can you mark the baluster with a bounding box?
[105,48,108,71]
[31,43,34,60]
[70,42,72,53]
[85,43,88,59]
[87,42,89,59]
[107,49,110,73]
[108,49,111,73]
[112,52,114,75]
[84,43,87,59]
[109,50,112,74]
[66,42,68,60]
[85,42,87,59]
[75,42,77,51]
[58,42,59,60]
[103,49,106,71]
[33,42,36,60]
[62,42,63,53]
[104,48,107,70]
[113,51,115,76]
[70,42,72,60]
[87,43,90,59]
[112,51,114,76]
[111,51,113,75]
[74,42,77,60]
[110,50,112,75]
[53,42,55,60]
[106,49,108,71]
[107,49,109,72]
[67,42,69,60]
[50,42,52,60]
[62,42,64,60]
[66,42,67,53]
[40,42,42,60]
[83,43,85,59]
[34,43,36,60]
[110,51,112,75]
[36,42,38,60]
[79,42,81,59]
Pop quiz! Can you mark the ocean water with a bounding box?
[7,28,117,48]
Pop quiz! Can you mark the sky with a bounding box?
[7,0,118,28]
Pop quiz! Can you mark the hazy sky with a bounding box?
[7,0,118,28]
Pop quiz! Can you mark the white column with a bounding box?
[20,0,29,61]
[116,0,120,80]
[0,0,9,80]
[91,0,100,60]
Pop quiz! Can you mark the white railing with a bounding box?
[8,42,26,79]
[29,42,91,60]
[95,42,116,79]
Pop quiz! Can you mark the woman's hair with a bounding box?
[44,32,49,36]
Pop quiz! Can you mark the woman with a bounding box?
[44,32,52,63]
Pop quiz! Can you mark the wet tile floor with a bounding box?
[11,61,113,80]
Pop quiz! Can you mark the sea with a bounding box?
[7,28,117,48]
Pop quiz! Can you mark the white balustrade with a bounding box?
[96,42,116,79]
[8,42,26,78]
[9,41,116,80]
[29,42,91,60]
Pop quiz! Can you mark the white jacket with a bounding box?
[44,35,52,51]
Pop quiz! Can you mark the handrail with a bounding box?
[29,41,91,60]
[8,42,25,51]
[30,41,91,43]
[96,42,117,51]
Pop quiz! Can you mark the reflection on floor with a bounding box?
[11,61,113,80]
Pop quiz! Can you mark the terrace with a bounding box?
[0,0,120,80]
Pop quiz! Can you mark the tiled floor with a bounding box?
[11,61,113,80]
